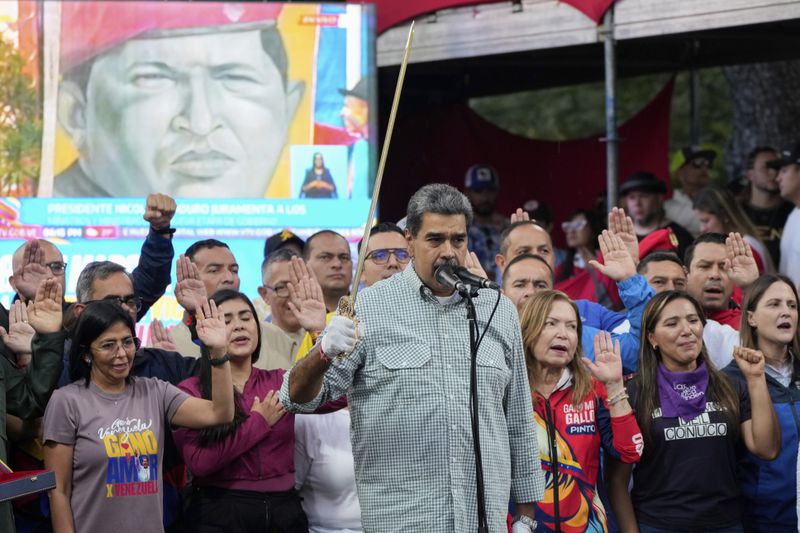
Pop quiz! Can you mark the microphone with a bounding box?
[454,266,499,290]
[434,264,469,293]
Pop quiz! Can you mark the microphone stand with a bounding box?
[459,283,489,533]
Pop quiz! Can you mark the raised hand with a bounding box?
[725,232,758,288]
[196,299,227,358]
[251,390,286,426]
[733,346,765,380]
[26,278,63,334]
[464,250,489,280]
[608,207,640,264]
[287,256,327,333]
[148,319,177,351]
[510,207,530,224]
[175,254,207,313]
[584,331,623,386]
[0,300,35,359]
[144,194,177,232]
[588,230,636,282]
[13,240,49,302]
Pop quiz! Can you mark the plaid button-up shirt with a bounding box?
[281,264,545,532]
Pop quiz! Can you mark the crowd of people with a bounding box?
[0,140,799,533]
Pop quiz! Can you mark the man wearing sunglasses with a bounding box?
[360,222,410,288]
[665,145,717,237]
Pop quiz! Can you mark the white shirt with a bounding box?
[664,189,701,237]
[295,410,363,533]
[703,319,739,370]
[780,207,800,288]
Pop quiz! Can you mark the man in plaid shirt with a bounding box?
[281,184,544,532]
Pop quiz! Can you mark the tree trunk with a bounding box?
[723,60,800,181]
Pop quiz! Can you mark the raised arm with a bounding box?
[170,300,234,428]
[734,346,780,460]
[287,256,327,335]
[587,333,643,463]
[589,231,653,372]
[5,279,66,418]
[133,193,177,318]
[725,232,759,290]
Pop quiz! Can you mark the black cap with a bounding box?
[619,171,668,196]
[676,145,717,168]
[339,77,370,100]
[767,141,800,170]
[264,230,305,259]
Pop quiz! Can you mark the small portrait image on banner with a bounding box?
[291,145,348,200]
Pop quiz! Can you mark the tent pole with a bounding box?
[602,6,618,213]
[689,39,700,145]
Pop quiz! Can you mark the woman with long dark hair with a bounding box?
[43,298,233,533]
[300,152,337,199]
[519,290,642,532]
[555,209,604,285]
[725,274,800,531]
[173,290,343,533]
[693,185,774,273]
[607,290,779,532]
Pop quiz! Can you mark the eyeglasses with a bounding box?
[690,158,711,169]
[46,261,67,275]
[85,294,143,312]
[561,220,587,233]
[91,336,141,356]
[366,248,410,264]
[265,283,290,298]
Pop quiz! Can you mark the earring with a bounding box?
[651,344,658,351]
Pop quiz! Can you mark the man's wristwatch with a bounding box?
[512,515,537,530]
[209,353,231,366]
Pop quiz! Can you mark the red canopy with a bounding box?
[353,0,616,34]
[380,79,675,244]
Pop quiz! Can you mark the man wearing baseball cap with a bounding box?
[664,145,717,236]
[740,146,793,267]
[620,171,694,259]
[464,164,508,280]
[54,2,303,198]
[770,141,800,285]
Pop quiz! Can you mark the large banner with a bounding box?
[0,1,377,336]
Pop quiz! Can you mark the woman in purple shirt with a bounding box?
[173,290,342,533]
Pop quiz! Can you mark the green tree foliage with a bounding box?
[0,36,41,196]
[469,68,732,182]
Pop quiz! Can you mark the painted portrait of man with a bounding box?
[54,2,304,198]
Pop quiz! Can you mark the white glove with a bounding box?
[320,315,358,357]
[511,520,535,533]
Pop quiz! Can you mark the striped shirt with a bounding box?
[281,263,545,532]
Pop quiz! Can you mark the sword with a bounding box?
[336,21,416,353]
